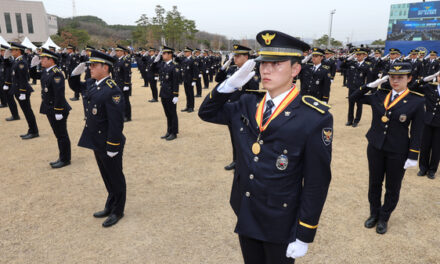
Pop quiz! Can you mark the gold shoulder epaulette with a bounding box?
[322,65,330,70]
[106,79,117,88]
[365,61,371,65]
[302,95,331,114]
[410,90,424,97]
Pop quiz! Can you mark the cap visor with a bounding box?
[255,55,292,62]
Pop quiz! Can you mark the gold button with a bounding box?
[249,174,254,180]
[245,192,250,197]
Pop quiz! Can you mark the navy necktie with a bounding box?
[391,93,398,102]
[263,100,274,124]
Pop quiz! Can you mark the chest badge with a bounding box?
[322,128,333,146]
[276,155,289,170]
[284,111,291,117]
[399,114,407,122]
[92,107,97,115]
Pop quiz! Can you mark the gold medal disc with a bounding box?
[381,115,389,123]
[252,142,261,155]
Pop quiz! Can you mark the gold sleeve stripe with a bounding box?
[106,141,120,146]
[54,108,64,110]
[410,149,420,153]
[19,89,27,91]
[299,221,318,229]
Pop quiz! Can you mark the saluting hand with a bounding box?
[218,59,256,93]
[367,75,389,88]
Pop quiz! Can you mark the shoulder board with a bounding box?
[409,90,424,97]
[365,61,371,65]
[105,79,117,89]
[51,67,61,73]
[429,82,439,86]
[173,61,178,65]
[322,65,330,70]
[302,95,331,114]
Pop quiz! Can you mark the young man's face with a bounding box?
[260,60,301,92]
[162,52,172,61]
[389,53,399,60]
[40,56,54,68]
[325,53,332,59]
[233,54,248,67]
[184,51,191,57]
[116,50,124,58]
[312,54,323,65]
[356,53,367,62]
[90,63,109,80]
[430,54,437,60]
[67,48,73,54]
[11,49,20,58]
[375,53,381,58]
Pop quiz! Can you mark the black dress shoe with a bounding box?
[50,159,60,166]
[166,133,177,141]
[181,108,189,112]
[204,87,209,89]
[148,99,158,102]
[161,133,170,139]
[6,116,20,121]
[187,108,194,113]
[364,216,378,228]
[70,97,79,101]
[345,121,353,126]
[102,214,123,227]
[376,220,388,234]
[224,161,236,171]
[93,209,111,218]
[21,133,39,140]
[427,171,436,179]
[20,133,29,138]
[195,94,202,97]
[417,170,427,177]
[352,122,359,127]
[51,160,71,169]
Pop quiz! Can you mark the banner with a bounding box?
[384,40,439,55]
[408,2,440,18]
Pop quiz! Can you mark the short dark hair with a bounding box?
[290,57,301,65]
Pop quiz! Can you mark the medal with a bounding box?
[381,115,389,123]
[382,89,410,123]
[252,142,261,155]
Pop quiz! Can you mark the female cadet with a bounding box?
[350,62,424,234]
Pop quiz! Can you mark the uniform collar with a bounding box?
[264,87,293,111]
[46,65,56,72]
[95,75,110,86]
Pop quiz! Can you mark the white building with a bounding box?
[0,0,58,43]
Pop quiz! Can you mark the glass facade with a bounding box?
[4,13,12,33]
[15,13,23,33]
[26,13,33,34]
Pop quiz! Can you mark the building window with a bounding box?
[26,13,33,33]
[4,13,12,33]
[15,13,23,33]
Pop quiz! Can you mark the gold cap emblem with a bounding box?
[261,33,276,45]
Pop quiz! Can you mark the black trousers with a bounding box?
[17,95,38,134]
[94,150,126,216]
[239,235,294,264]
[195,77,202,95]
[148,77,158,100]
[6,92,19,118]
[183,82,194,109]
[367,144,406,221]
[228,125,237,162]
[347,89,362,123]
[0,84,7,106]
[123,90,131,119]
[47,112,71,162]
[161,97,178,134]
[202,72,209,88]
[419,124,440,174]
[68,75,81,99]
[209,69,214,82]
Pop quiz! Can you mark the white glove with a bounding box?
[347,54,356,61]
[55,114,63,120]
[381,54,390,61]
[404,159,418,169]
[178,51,184,57]
[3,85,8,91]
[172,97,178,104]
[154,51,162,63]
[206,70,209,73]
[378,73,383,78]
[198,74,202,78]
[19,93,26,100]
[301,54,312,64]
[404,54,411,60]
[221,55,233,70]
[191,82,196,87]
[424,54,430,60]
[367,75,389,88]
[123,86,129,91]
[423,71,440,82]
[286,239,309,259]
[81,50,87,56]
[71,62,86,77]
[107,151,118,158]
[218,59,256,93]
[154,76,159,80]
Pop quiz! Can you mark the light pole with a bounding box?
[328,9,336,48]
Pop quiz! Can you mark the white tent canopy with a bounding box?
[41,37,61,50]
[0,35,10,47]
[21,37,37,51]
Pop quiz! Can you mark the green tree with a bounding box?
[371,39,386,45]
[314,34,343,47]
[52,27,90,47]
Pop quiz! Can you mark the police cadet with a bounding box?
[193,49,204,95]
[299,47,332,103]
[216,44,260,171]
[350,62,424,234]
[199,30,332,264]
[0,45,9,108]
[2,44,20,120]
[416,71,440,179]
[152,46,180,141]
[66,44,81,101]
[422,51,439,78]
[144,47,159,102]
[405,49,423,90]
[113,45,132,122]
[341,47,374,127]
[201,50,211,89]
[176,47,198,113]
[39,48,72,169]
[8,42,39,139]
[323,49,337,82]
[78,50,126,227]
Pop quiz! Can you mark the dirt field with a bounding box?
[0,70,439,264]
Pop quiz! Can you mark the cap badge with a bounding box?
[261,33,276,45]
[394,66,402,71]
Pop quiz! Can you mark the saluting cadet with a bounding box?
[78,50,126,227]
[323,49,337,81]
[175,47,198,113]
[417,71,440,179]
[199,30,333,264]
[193,49,203,96]
[66,44,81,101]
[340,47,374,127]
[152,46,180,141]
[350,62,424,234]
[405,49,423,91]
[0,45,9,108]
[113,45,132,122]
[201,50,211,89]
[145,47,159,102]
[215,44,260,171]
[299,47,332,102]
[8,42,39,139]
[422,51,439,78]
[39,48,72,169]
